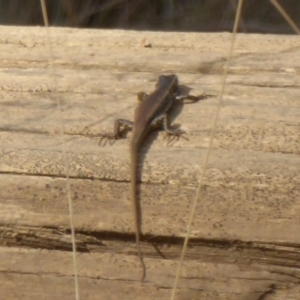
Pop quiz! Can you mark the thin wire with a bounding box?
[270,0,300,35]
[40,1,80,300]
[170,1,245,299]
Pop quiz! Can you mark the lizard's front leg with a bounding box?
[137,92,148,102]
[98,119,133,146]
[175,92,212,103]
[163,113,187,143]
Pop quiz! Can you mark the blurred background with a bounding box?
[0,0,299,34]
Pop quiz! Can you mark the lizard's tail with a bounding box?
[130,144,146,281]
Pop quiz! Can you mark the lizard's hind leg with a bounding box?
[98,119,133,146]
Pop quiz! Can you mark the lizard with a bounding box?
[98,74,208,281]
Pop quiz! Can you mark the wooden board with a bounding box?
[0,26,299,299]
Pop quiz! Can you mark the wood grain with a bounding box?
[0,26,299,299]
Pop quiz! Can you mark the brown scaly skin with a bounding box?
[99,74,211,281]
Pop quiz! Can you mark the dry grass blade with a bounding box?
[39,1,80,300]
[170,0,245,299]
[270,0,300,34]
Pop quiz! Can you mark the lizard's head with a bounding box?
[157,74,178,88]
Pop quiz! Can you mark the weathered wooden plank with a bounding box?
[0,26,300,299]
[1,247,300,300]
[0,27,300,73]
[1,169,299,239]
